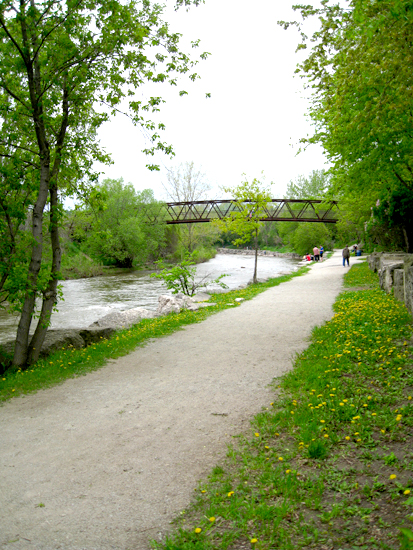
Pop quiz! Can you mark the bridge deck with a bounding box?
[145,199,339,224]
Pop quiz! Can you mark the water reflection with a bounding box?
[0,253,299,343]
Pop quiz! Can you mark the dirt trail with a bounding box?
[0,251,356,550]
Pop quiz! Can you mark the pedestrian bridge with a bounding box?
[145,198,339,225]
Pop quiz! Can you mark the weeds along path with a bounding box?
[0,251,358,550]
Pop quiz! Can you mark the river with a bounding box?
[0,253,301,344]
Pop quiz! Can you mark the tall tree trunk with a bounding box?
[27,183,61,365]
[253,228,258,284]
[12,169,49,368]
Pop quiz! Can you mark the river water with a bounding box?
[0,253,300,344]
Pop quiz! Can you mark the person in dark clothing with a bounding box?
[342,245,350,267]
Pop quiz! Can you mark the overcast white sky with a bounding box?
[96,0,327,200]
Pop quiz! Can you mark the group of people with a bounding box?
[305,246,324,262]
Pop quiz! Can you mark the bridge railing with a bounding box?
[142,199,339,225]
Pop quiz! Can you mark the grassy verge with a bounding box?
[0,266,309,403]
[150,262,413,550]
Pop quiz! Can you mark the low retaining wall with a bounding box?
[368,252,413,314]
[217,248,301,260]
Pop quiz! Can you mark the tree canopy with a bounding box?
[0,0,207,367]
[280,0,413,251]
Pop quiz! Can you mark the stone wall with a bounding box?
[217,248,302,259]
[368,252,413,315]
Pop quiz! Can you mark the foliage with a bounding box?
[373,185,413,253]
[277,170,335,254]
[280,1,413,250]
[150,256,228,296]
[285,169,329,199]
[0,0,207,367]
[81,178,166,268]
[215,176,273,283]
[290,222,331,256]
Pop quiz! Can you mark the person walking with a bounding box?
[313,246,320,262]
[320,245,324,261]
[342,245,350,267]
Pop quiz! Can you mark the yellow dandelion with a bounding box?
[194,527,202,534]
[209,517,216,522]
[390,474,397,480]
[250,539,258,544]
[254,433,259,437]
[345,436,350,440]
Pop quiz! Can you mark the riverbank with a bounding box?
[0,250,356,550]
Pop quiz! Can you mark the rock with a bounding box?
[41,329,86,355]
[235,298,245,302]
[156,294,194,315]
[393,269,405,302]
[191,292,211,302]
[90,307,156,329]
[79,327,116,345]
[379,262,404,294]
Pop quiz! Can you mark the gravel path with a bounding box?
[0,251,356,550]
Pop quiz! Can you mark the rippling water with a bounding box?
[0,253,300,343]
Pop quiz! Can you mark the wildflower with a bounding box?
[227,491,234,497]
[324,434,329,438]
[286,469,291,473]
[372,413,377,416]
[339,403,344,406]
[390,474,397,480]
[345,436,350,440]
[209,517,216,522]
[320,420,325,423]
[250,539,258,544]
[265,446,270,449]
[201,490,206,493]
[278,457,284,461]
[194,527,202,534]
[404,490,411,495]
[254,433,259,437]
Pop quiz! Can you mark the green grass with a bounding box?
[0,266,309,403]
[150,262,413,550]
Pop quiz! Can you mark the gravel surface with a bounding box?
[0,251,356,550]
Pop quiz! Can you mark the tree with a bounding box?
[280,1,413,250]
[0,0,207,368]
[215,176,273,284]
[285,170,329,200]
[162,161,214,255]
[85,179,166,268]
[278,170,334,253]
[151,256,228,296]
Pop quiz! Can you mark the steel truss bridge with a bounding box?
[144,199,339,225]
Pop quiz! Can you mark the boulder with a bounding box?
[156,294,216,316]
[393,269,405,303]
[89,307,156,330]
[79,327,116,345]
[379,262,404,294]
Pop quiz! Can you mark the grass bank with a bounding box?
[150,262,413,550]
[0,266,309,403]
